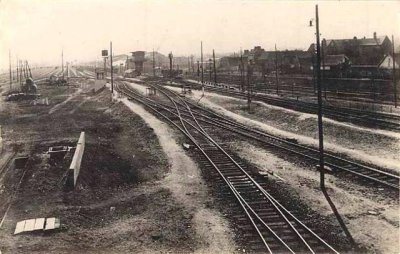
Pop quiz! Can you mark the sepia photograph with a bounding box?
[0,0,399,253]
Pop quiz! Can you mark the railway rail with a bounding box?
[121,80,399,191]
[179,79,400,131]
[197,74,397,105]
[71,71,399,192]
[115,80,341,253]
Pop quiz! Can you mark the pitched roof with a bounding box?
[379,54,400,69]
[359,36,387,46]
[258,50,311,61]
[309,35,390,54]
[324,54,349,66]
[326,36,388,48]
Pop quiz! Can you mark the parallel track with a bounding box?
[123,80,399,191]
[179,80,400,131]
[115,81,340,253]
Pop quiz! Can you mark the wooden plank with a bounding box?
[34,218,45,230]
[69,132,85,187]
[54,218,60,229]
[14,220,26,235]
[24,219,35,232]
[45,218,55,230]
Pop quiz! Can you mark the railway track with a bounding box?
[115,81,340,253]
[179,79,400,131]
[121,80,400,191]
[195,74,397,105]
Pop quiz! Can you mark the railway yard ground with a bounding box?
[0,70,399,253]
[0,74,236,253]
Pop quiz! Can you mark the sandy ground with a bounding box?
[118,95,237,254]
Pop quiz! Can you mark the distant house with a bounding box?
[310,33,392,59]
[379,55,399,69]
[258,50,312,75]
[241,46,313,75]
[377,54,400,78]
[219,55,247,72]
[321,55,350,76]
[309,33,395,78]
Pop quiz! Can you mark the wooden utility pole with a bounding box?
[191,55,195,73]
[240,48,244,91]
[213,49,217,84]
[168,52,173,78]
[392,35,397,108]
[104,57,107,78]
[9,50,12,90]
[209,59,212,82]
[247,61,253,110]
[197,60,200,77]
[315,4,325,189]
[27,61,32,78]
[62,50,64,79]
[201,41,204,84]
[23,61,27,79]
[275,44,279,94]
[110,41,113,94]
[16,57,19,83]
[187,56,190,75]
[153,49,156,77]
[19,60,23,86]
[322,39,327,99]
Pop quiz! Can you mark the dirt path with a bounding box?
[119,95,237,253]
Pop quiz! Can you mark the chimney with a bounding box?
[373,32,377,39]
[322,38,326,46]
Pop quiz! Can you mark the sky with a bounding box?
[0,0,399,70]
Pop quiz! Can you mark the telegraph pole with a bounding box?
[153,48,156,77]
[191,55,195,73]
[275,44,279,94]
[315,4,325,189]
[62,50,64,79]
[9,50,12,90]
[16,57,19,84]
[19,60,23,86]
[201,41,204,84]
[393,35,397,108]
[110,41,113,94]
[247,60,253,111]
[322,39,327,99]
[209,59,212,82]
[213,49,217,84]
[187,56,191,75]
[240,48,244,91]
[104,57,107,78]
[22,61,25,79]
[27,61,32,78]
[168,52,173,78]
